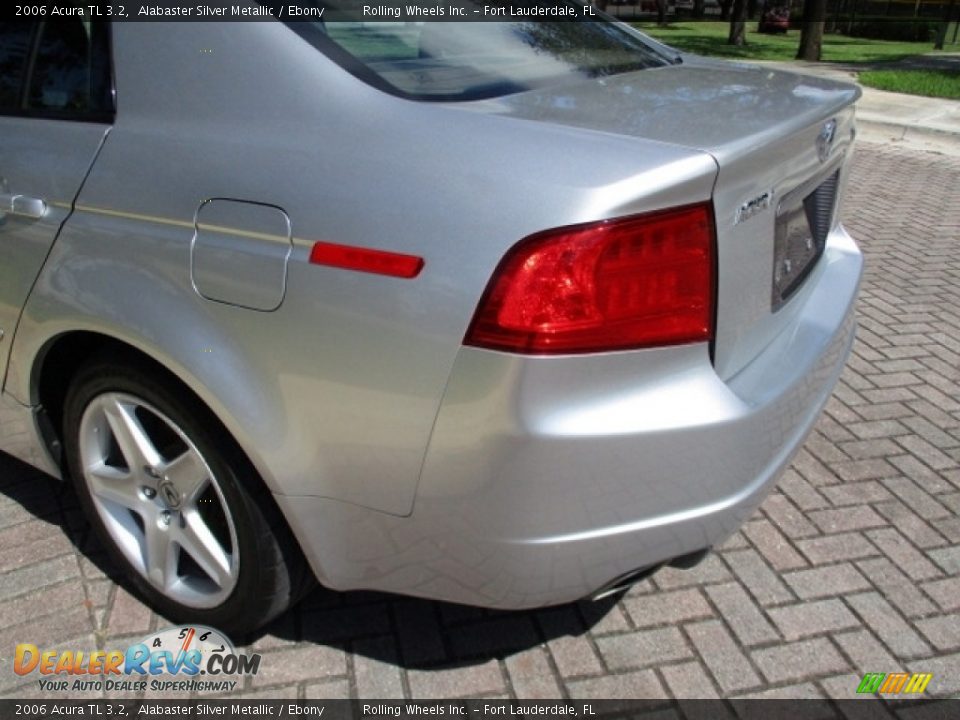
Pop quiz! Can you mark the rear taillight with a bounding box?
[464,204,715,354]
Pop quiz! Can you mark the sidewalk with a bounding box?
[759,56,960,156]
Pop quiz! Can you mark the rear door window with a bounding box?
[27,19,113,118]
[0,17,112,120]
[0,22,35,112]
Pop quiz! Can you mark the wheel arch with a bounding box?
[48,330,315,627]
[30,330,283,498]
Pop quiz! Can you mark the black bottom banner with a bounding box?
[2,699,958,720]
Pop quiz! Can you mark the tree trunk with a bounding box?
[797,0,827,60]
[693,0,705,18]
[829,0,843,33]
[729,0,748,45]
[657,0,668,25]
[935,0,956,49]
[847,0,859,34]
[720,0,734,21]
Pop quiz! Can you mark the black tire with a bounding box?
[63,355,312,636]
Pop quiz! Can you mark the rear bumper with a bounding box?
[277,225,862,608]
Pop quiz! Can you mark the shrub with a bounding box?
[842,17,940,42]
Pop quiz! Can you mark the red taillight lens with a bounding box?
[464,204,715,354]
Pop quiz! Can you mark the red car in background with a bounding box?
[759,4,791,33]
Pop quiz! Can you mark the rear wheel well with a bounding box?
[36,334,170,464]
[34,332,315,612]
[37,333,245,481]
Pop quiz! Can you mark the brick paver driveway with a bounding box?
[1,140,958,701]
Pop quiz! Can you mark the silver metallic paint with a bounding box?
[191,199,293,312]
[0,20,864,608]
[7,22,722,517]
[0,117,109,381]
[467,59,860,379]
[278,226,861,607]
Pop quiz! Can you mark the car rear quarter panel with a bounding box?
[275,224,861,607]
[7,22,718,516]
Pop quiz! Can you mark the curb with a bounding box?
[857,118,960,156]
[758,60,960,155]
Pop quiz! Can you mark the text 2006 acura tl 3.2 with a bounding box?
[0,6,862,632]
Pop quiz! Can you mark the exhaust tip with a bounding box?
[589,565,660,602]
[589,548,712,602]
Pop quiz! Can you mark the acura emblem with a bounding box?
[817,119,837,163]
[159,480,182,509]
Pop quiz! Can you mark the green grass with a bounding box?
[858,69,960,99]
[635,21,939,64]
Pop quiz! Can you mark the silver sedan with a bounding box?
[0,8,862,633]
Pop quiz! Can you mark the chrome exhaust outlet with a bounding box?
[590,565,660,602]
[589,548,711,601]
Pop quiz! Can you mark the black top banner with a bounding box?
[6,1,611,22]
[4,0,924,22]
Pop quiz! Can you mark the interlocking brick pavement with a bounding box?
[1,140,959,701]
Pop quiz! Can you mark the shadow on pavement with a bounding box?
[0,451,124,580]
[0,451,625,672]
[259,585,623,671]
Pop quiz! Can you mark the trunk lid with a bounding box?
[466,60,861,379]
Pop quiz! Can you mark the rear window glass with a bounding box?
[285,4,673,101]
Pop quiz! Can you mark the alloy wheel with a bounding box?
[77,392,239,608]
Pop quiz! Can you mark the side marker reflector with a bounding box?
[309,241,424,279]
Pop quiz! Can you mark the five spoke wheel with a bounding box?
[78,392,239,608]
[64,357,311,632]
